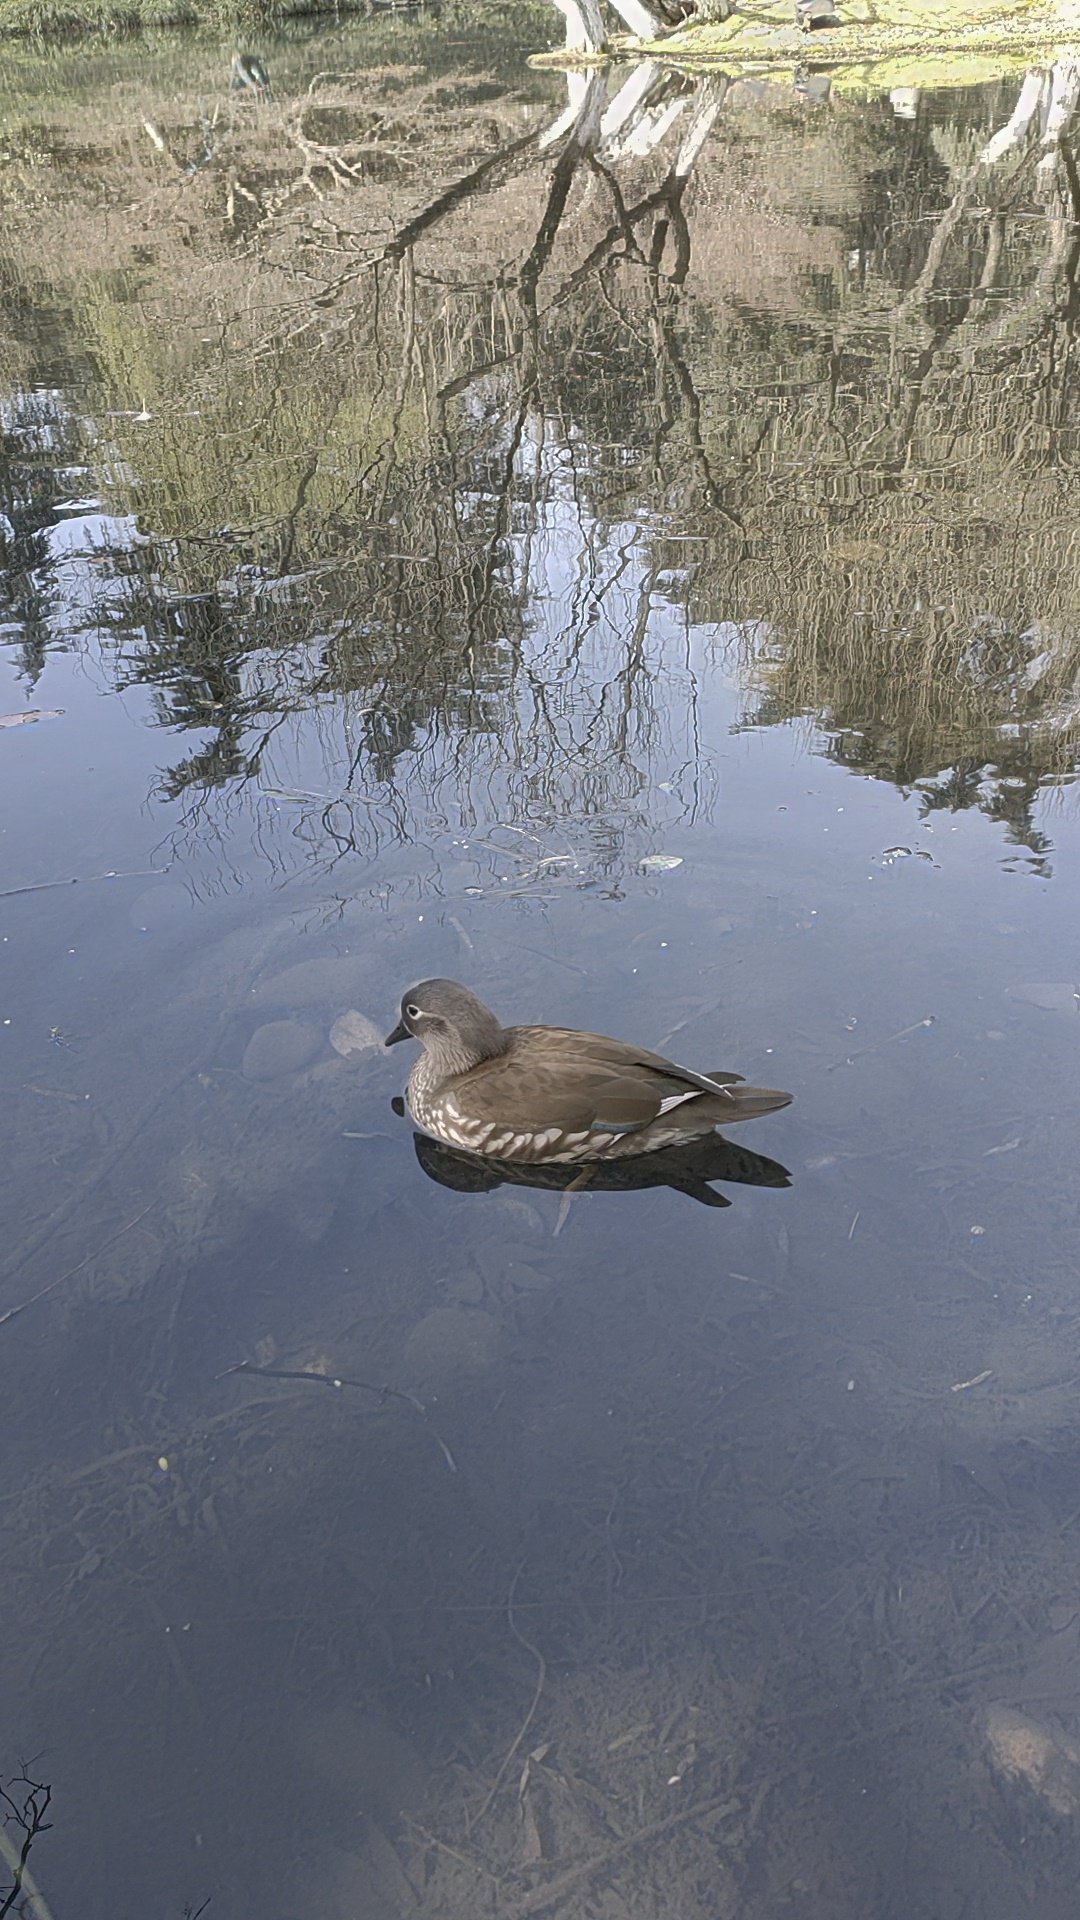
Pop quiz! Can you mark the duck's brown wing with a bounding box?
[512,1027,754,1101]
[454,1032,749,1136]
[447,1054,660,1133]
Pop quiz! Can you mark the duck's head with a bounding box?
[386,979,508,1071]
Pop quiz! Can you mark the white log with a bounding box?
[673,78,726,176]
[980,69,1048,164]
[549,0,607,52]
[606,0,665,38]
[615,97,688,160]
[1037,59,1080,170]
[599,61,663,144]
[539,70,606,150]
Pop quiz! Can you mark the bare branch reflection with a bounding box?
[1,54,1079,876]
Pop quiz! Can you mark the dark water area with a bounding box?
[3,16,1080,1917]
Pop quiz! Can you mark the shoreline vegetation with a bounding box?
[0,0,452,42]
[0,0,1076,82]
[0,0,293,36]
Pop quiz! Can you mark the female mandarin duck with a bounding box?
[386,980,791,1164]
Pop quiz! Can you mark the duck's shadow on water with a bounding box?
[409,1125,792,1208]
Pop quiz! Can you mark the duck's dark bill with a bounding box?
[385,1020,409,1046]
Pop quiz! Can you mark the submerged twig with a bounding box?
[217,1360,458,1473]
[0,1205,155,1331]
[951,1369,993,1393]
[826,1016,935,1072]
[0,865,172,901]
[216,1359,425,1410]
[400,1815,505,1887]
[446,914,474,953]
[553,1167,593,1235]
[655,993,724,1053]
[467,1564,548,1834]
[506,1789,739,1918]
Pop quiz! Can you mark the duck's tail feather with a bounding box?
[717,1084,792,1122]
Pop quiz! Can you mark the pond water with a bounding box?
[3,15,1080,1917]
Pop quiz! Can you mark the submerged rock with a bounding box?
[1007,981,1080,1017]
[329,1010,384,1058]
[253,957,365,1009]
[985,1705,1080,1815]
[129,882,194,932]
[403,1305,499,1383]
[243,1019,323,1081]
[295,1703,427,1816]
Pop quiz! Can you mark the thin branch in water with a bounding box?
[383,127,544,267]
[217,1361,458,1473]
[0,865,172,901]
[507,1788,740,1918]
[826,1016,935,1072]
[216,1358,425,1410]
[0,1771,54,1920]
[466,1563,547,1833]
[0,1206,156,1332]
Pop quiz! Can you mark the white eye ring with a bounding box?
[406,1003,421,1019]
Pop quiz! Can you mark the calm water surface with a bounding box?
[3,20,1080,1917]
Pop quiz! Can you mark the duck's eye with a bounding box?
[405,1003,421,1020]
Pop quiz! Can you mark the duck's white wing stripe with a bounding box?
[657,1089,703,1115]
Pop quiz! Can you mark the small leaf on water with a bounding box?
[0,709,64,728]
[640,854,683,873]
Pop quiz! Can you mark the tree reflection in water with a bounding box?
[0,49,1078,875]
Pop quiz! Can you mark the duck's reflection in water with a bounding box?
[410,1125,792,1208]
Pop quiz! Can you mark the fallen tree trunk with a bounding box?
[538,0,1080,91]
